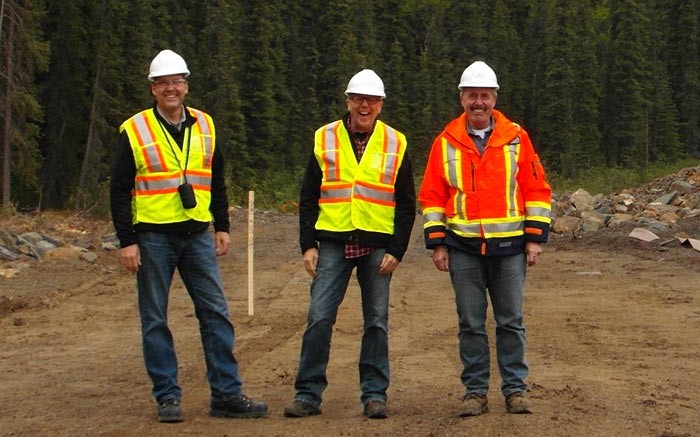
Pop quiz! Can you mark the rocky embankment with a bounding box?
[552,166,700,237]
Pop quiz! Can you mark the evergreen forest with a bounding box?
[1,0,699,212]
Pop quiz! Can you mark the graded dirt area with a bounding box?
[1,211,698,437]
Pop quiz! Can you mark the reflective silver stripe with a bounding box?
[322,123,340,181]
[380,127,399,184]
[321,186,352,199]
[423,211,445,223]
[445,143,466,213]
[190,109,214,167]
[133,114,165,172]
[448,222,481,236]
[482,221,523,234]
[526,205,551,219]
[136,176,179,192]
[449,220,523,237]
[505,139,520,217]
[354,184,394,204]
[187,174,211,188]
[445,144,459,186]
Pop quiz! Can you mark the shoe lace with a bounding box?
[159,399,179,407]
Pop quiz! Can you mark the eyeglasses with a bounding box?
[348,95,383,105]
[153,79,187,88]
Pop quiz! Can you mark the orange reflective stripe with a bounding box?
[428,231,445,239]
[320,122,341,182]
[132,114,168,172]
[525,227,542,235]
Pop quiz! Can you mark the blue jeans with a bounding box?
[294,240,391,406]
[136,230,242,402]
[447,247,528,397]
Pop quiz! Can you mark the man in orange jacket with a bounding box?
[419,61,551,417]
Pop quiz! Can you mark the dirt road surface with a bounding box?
[1,211,699,437]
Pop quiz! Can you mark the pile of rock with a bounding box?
[551,166,700,235]
[0,228,119,277]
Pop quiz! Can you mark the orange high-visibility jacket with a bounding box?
[418,110,551,256]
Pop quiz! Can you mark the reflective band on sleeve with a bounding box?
[526,202,552,221]
[423,211,446,223]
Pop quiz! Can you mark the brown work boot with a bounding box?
[460,393,488,417]
[283,399,321,417]
[505,392,531,414]
[363,400,388,419]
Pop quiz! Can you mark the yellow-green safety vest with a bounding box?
[314,120,407,234]
[119,107,215,224]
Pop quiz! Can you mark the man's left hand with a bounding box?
[525,242,543,266]
[215,231,230,256]
[379,253,399,275]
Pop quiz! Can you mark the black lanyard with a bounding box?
[156,112,193,183]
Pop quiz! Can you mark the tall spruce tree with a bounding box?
[39,0,92,209]
[537,0,602,176]
[315,0,366,121]
[238,1,286,181]
[665,0,700,156]
[0,0,49,208]
[75,0,129,212]
[486,0,526,120]
[645,0,681,163]
[278,1,321,173]
[536,0,578,175]
[603,0,653,167]
[194,0,251,203]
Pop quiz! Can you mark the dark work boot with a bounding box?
[209,393,268,418]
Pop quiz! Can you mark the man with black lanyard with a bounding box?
[110,49,267,423]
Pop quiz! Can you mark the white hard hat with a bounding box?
[148,49,190,80]
[345,69,386,98]
[458,61,499,90]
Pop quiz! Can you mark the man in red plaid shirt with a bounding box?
[285,69,416,420]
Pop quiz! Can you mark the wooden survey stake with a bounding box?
[248,191,254,315]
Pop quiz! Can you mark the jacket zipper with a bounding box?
[470,162,476,191]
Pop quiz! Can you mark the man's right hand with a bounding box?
[303,247,319,278]
[119,244,141,274]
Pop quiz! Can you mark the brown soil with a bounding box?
[1,210,699,437]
